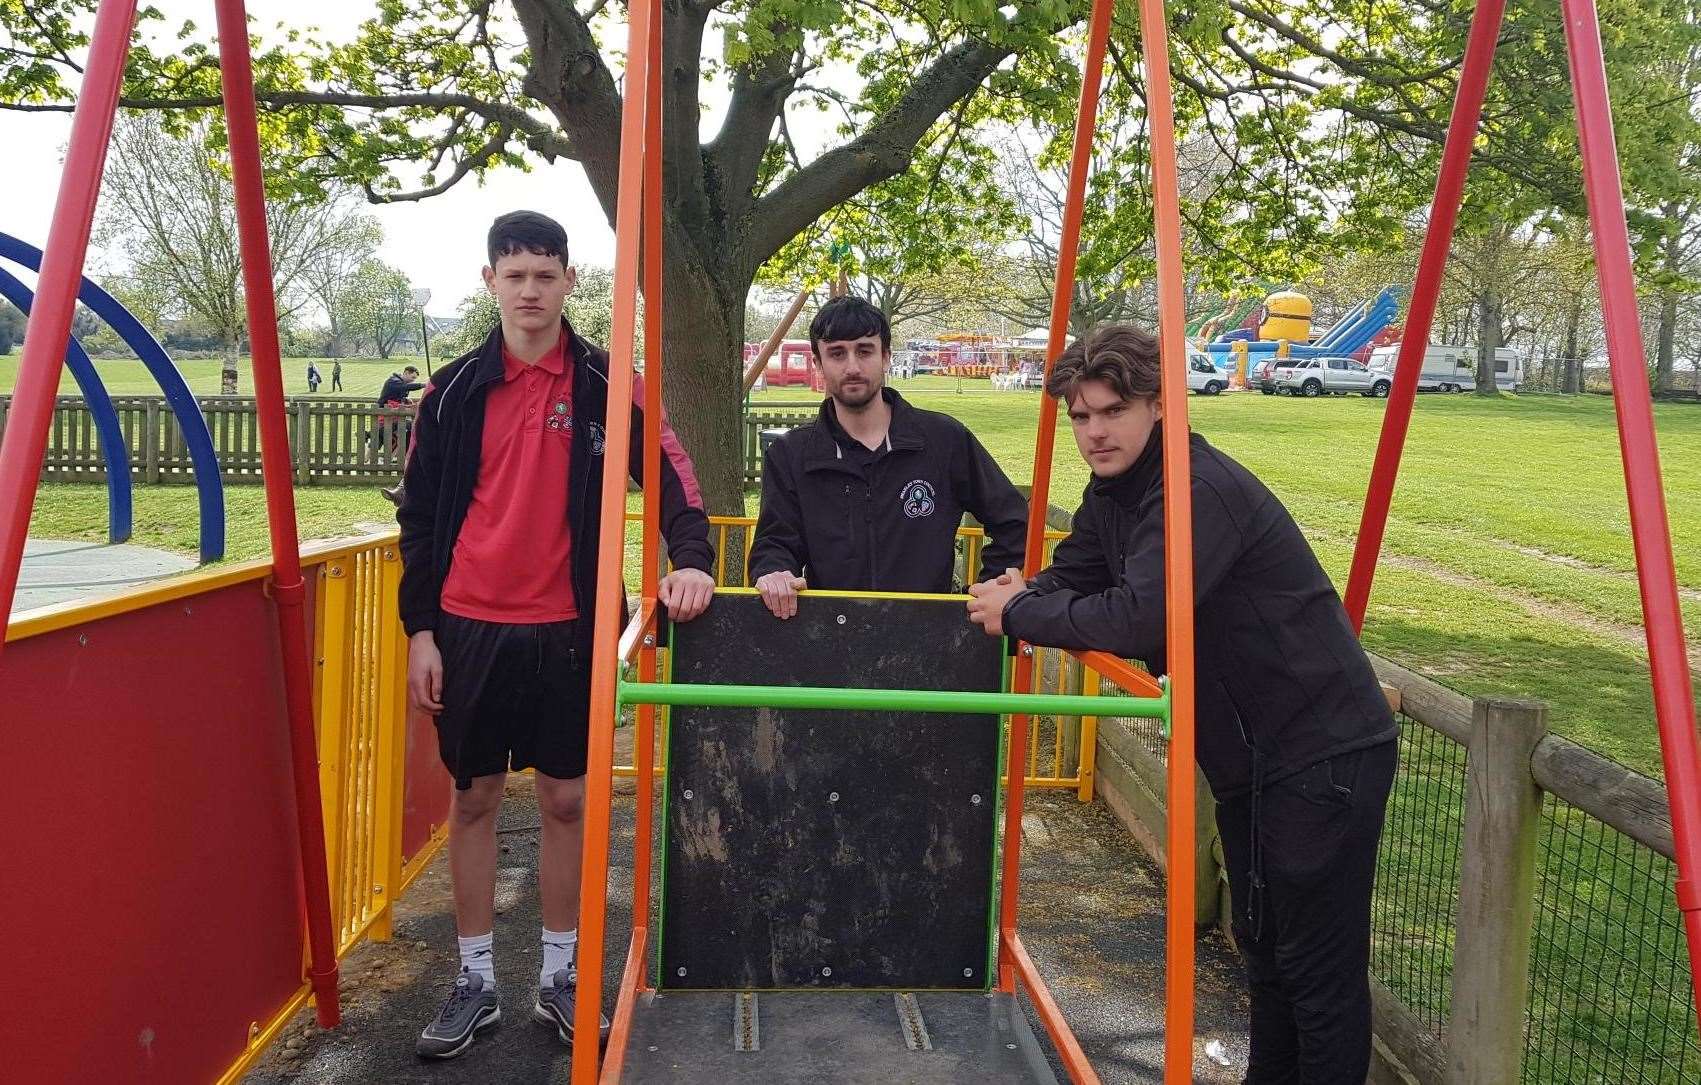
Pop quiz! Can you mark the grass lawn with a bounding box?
[0,352,435,400]
[758,379,1701,778]
[23,376,1701,776]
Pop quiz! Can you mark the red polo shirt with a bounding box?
[440,333,578,623]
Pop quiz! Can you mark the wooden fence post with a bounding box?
[1445,696,1547,1085]
[292,399,312,486]
[143,398,161,484]
[1060,653,1083,781]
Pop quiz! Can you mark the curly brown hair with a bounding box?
[1044,324,1161,405]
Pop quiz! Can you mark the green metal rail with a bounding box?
[618,680,1168,720]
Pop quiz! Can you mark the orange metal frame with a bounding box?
[579,0,1195,1082]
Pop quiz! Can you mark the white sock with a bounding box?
[458,931,496,988]
[541,927,578,987]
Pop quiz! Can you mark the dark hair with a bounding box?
[402,365,420,376]
[1045,323,1161,405]
[487,210,570,269]
[809,295,890,357]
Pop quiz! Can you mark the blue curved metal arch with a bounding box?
[0,268,133,544]
[0,232,224,562]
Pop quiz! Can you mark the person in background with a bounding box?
[379,365,425,408]
[306,360,322,393]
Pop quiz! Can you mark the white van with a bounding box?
[1186,350,1229,395]
[1367,344,1522,392]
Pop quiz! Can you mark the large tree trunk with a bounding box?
[656,257,750,518]
[1655,202,1681,397]
[1562,301,1583,393]
[1475,286,1504,395]
[221,338,240,395]
[1657,291,1679,396]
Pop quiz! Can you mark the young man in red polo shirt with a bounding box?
[397,210,715,1059]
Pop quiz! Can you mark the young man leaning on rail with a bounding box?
[965,323,1398,1084]
[396,209,716,1060]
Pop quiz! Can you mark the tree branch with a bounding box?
[363,126,512,203]
[662,5,713,247]
[508,0,624,219]
[743,38,1012,279]
[1224,1,1469,88]
[1,88,577,161]
[706,41,805,219]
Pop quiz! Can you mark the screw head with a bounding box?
[1021,644,1034,656]
[821,966,832,977]
[970,794,982,805]
[828,791,839,803]
[963,967,974,978]
[836,614,847,625]
[78,634,89,647]
[676,967,687,977]
[682,788,694,800]
[643,633,656,647]
[1007,1042,1018,1050]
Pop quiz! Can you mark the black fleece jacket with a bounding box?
[749,388,1028,592]
[1003,424,1396,799]
[396,321,713,649]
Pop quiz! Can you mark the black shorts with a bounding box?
[434,612,591,789]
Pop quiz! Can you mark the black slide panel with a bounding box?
[661,594,1003,990]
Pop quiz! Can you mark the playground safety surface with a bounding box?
[244,747,1252,1084]
[13,539,194,613]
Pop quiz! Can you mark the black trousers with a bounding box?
[1216,740,1397,1084]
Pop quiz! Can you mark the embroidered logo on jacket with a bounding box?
[899,479,937,519]
[587,421,606,456]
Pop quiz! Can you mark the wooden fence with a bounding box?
[1091,651,1698,1083]
[4,394,826,486]
[743,402,819,481]
[0,394,412,485]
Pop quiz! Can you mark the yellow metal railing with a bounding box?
[311,537,422,953]
[618,514,1096,799]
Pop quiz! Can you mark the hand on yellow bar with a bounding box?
[967,567,1026,637]
[659,568,715,623]
[755,570,807,620]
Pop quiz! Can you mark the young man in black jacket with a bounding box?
[749,296,1027,617]
[966,324,1398,1084]
[397,211,715,1059]
[378,365,425,407]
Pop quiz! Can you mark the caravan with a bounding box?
[1367,344,1522,392]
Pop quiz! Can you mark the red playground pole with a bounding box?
[1342,0,1509,631]
[1561,0,1701,1029]
[212,0,341,1026]
[0,0,139,639]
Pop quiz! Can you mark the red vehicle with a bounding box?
[744,339,823,391]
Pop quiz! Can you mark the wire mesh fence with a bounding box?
[1525,793,1700,1083]
[1371,715,1469,1035]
